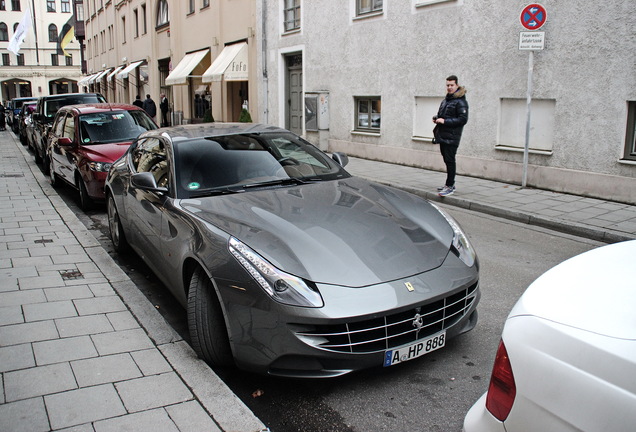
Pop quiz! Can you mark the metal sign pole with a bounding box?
[522,50,534,188]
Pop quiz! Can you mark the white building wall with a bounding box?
[261,0,636,204]
[0,0,82,101]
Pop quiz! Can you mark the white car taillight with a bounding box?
[485,340,516,421]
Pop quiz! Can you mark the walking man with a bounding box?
[160,93,170,127]
[143,94,157,122]
[132,95,144,108]
[433,75,468,197]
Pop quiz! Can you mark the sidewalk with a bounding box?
[0,130,267,432]
[345,157,636,243]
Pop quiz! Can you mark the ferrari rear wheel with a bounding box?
[187,267,234,367]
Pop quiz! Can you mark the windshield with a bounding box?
[79,110,157,144]
[44,95,106,118]
[174,132,350,198]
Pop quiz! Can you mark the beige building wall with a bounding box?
[83,0,257,125]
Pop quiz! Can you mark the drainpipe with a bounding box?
[261,2,268,124]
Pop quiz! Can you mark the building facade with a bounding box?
[260,0,636,204]
[80,0,258,125]
[0,0,82,102]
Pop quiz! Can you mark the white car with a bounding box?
[464,240,636,432]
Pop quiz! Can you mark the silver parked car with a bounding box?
[105,123,480,377]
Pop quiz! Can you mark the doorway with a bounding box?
[285,54,303,135]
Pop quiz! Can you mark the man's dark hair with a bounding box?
[146,94,151,98]
[446,75,458,83]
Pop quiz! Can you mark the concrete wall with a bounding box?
[261,0,636,204]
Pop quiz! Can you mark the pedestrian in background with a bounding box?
[133,95,144,108]
[160,93,170,127]
[143,94,157,121]
[433,75,468,197]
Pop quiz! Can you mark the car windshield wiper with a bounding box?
[188,178,316,198]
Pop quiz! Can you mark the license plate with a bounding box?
[383,332,446,367]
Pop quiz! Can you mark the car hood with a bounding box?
[180,178,455,287]
[80,142,132,162]
[509,240,636,339]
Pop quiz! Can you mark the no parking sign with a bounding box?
[520,4,547,30]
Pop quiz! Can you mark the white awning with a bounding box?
[165,49,210,85]
[202,42,248,83]
[107,65,125,81]
[78,73,97,86]
[117,60,145,80]
[91,68,112,84]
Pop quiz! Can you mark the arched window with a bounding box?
[0,22,8,41]
[48,23,57,42]
[156,0,168,27]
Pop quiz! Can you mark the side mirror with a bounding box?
[331,152,349,167]
[57,137,73,147]
[131,172,168,194]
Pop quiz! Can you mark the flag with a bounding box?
[57,16,76,57]
[7,8,32,55]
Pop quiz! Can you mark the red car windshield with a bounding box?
[79,110,157,144]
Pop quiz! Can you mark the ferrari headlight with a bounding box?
[88,161,112,172]
[229,237,324,308]
[430,203,477,267]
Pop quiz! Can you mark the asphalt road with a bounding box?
[56,179,601,432]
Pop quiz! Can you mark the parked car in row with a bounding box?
[18,102,37,146]
[463,240,636,432]
[48,103,157,209]
[30,93,106,165]
[8,96,37,133]
[105,123,481,377]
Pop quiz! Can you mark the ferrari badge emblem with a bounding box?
[405,282,415,292]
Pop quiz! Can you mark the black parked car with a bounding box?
[30,93,106,166]
[8,97,38,133]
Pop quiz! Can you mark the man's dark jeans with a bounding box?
[440,144,458,187]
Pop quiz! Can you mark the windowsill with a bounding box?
[495,145,553,156]
[412,136,435,143]
[618,158,636,166]
[351,130,381,137]
[352,11,383,21]
[415,0,455,8]
[283,28,301,36]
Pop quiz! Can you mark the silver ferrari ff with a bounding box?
[105,123,480,378]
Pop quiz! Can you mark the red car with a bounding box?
[47,103,157,210]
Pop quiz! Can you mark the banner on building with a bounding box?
[57,16,76,57]
[7,8,33,55]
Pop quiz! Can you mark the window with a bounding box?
[355,97,381,132]
[141,4,147,34]
[11,0,20,12]
[17,53,24,65]
[0,22,7,41]
[188,0,194,14]
[624,102,636,162]
[413,96,443,140]
[61,0,70,13]
[203,0,209,8]
[0,1,5,11]
[121,16,126,43]
[2,53,9,65]
[283,0,300,32]
[108,25,113,49]
[47,0,55,12]
[156,0,169,27]
[51,53,59,66]
[48,24,58,42]
[134,8,139,37]
[65,53,73,65]
[497,98,556,153]
[357,0,382,16]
